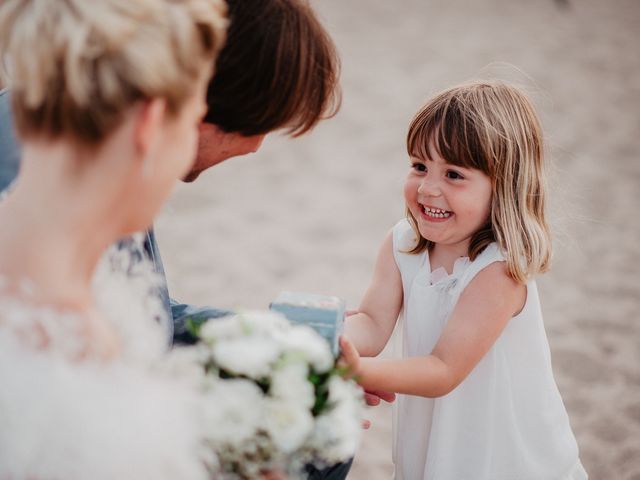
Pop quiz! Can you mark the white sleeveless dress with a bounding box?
[391,219,587,480]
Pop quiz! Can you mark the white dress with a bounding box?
[391,219,587,480]
[0,245,215,480]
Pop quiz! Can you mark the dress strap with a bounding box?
[456,242,506,292]
[391,219,426,289]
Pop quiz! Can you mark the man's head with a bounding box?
[184,0,341,182]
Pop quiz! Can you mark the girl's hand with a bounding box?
[364,389,396,406]
[361,389,396,430]
[338,335,361,378]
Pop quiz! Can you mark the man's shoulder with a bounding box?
[0,88,21,192]
[1,88,14,124]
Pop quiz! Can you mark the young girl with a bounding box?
[341,82,587,479]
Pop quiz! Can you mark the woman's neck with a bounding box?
[0,210,102,309]
[0,142,131,310]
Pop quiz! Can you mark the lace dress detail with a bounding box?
[93,235,171,362]
[0,274,88,353]
[0,248,214,480]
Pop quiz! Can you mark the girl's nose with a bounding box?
[417,177,441,197]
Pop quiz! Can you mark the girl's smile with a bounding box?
[419,205,453,221]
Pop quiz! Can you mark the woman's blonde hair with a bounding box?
[406,81,551,283]
[0,0,227,145]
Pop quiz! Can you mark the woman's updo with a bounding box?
[0,0,227,145]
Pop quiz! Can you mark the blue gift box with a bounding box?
[269,291,345,356]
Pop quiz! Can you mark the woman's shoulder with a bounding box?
[0,314,210,480]
[0,279,85,355]
[0,278,122,360]
[0,240,170,363]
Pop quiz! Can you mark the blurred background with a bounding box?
[156,0,640,478]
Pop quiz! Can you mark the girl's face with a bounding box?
[404,144,493,256]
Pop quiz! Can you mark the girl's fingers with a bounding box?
[364,389,396,404]
[364,392,381,406]
[339,335,357,362]
[338,335,360,376]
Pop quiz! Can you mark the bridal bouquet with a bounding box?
[176,311,363,479]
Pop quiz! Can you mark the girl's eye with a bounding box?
[446,170,464,180]
[411,162,426,172]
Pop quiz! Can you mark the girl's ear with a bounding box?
[133,98,167,158]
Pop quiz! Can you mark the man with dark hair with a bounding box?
[0,0,355,478]
[184,0,341,182]
[1,0,341,340]
[159,0,343,346]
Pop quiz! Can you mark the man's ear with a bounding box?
[133,98,167,158]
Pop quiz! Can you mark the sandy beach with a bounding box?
[156,1,640,478]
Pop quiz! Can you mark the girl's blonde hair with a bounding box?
[406,81,551,283]
[0,0,227,145]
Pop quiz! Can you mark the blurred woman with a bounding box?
[0,0,226,478]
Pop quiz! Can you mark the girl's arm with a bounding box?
[343,230,403,357]
[342,261,526,397]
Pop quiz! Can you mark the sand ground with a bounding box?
[156,1,640,478]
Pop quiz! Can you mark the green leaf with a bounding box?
[185,317,205,338]
[308,368,335,416]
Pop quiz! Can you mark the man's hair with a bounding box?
[203,0,341,137]
[406,81,551,283]
[0,0,227,145]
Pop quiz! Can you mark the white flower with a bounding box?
[201,379,264,447]
[201,311,290,342]
[199,315,245,342]
[161,345,210,384]
[273,325,334,373]
[270,363,315,410]
[264,398,314,454]
[191,309,362,475]
[93,240,170,362]
[307,376,363,463]
[213,336,281,378]
[236,311,291,336]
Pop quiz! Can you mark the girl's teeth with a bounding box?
[423,206,451,218]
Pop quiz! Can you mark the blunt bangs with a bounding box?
[407,92,492,176]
